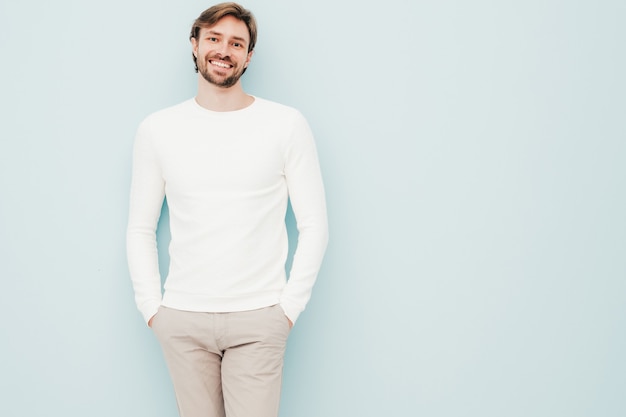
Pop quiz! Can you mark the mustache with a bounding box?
[206,54,233,63]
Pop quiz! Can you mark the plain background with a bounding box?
[1,0,624,416]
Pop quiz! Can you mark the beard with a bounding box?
[198,55,245,88]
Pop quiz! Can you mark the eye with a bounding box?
[207,37,218,42]
[233,42,242,48]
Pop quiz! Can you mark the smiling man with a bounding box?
[194,15,250,89]
[126,3,328,417]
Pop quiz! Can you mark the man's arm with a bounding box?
[126,118,166,325]
[280,112,329,325]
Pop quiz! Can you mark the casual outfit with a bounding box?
[127,97,328,417]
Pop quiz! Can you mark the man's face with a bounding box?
[192,15,253,88]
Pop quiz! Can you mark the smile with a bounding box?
[209,60,233,69]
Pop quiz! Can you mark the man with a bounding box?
[126,3,328,417]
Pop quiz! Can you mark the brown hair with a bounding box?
[190,2,258,72]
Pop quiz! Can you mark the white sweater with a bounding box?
[127,97,328,324]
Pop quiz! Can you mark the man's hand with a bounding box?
[148,315,155,328]
[287,317,293,329]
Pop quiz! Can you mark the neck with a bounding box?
[195,76,254,112]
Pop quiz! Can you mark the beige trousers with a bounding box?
[151,304,291,417]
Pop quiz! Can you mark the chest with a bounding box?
[157,125,287,193]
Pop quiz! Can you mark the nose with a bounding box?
[216,41,229,56]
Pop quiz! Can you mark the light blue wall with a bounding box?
[1,1,624,416]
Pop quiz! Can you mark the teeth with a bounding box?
[211,60,231,68]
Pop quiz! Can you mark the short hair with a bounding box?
[190,2,258,72]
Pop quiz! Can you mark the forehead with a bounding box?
[199,15,250,41]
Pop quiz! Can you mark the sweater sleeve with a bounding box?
[126,118,166,324]
[280,113,329,323]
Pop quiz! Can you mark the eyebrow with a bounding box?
[206,30,247,44]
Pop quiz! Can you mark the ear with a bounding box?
[190,37,199,58]
[244,49,254,68]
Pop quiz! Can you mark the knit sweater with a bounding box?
[127,97,328,324]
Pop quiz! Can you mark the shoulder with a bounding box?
[139,99,197,129]
[251,97,311,138]
[253,97,305,120]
